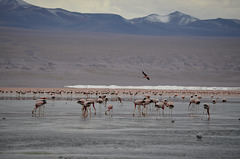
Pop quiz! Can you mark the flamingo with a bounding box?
[117,96,123,106]
[96,98,104,104]
[203,103,210,120]
[77,99,86,106]
[105,104,113,116]
[51,93,55,100]
[104,97,108,107]
[188,97,200,109]
[98,95,108,106]
[82,100,96,117]
[167,101,174,115]
[161,99,168,113]
[212,99,216,104]
[155,101,165,118]
[32,97,47,116]
[222,98,227,103]
[133,99,146,116]
[149,98,159,111]
[142,98,154,115]
[142,71,150,80]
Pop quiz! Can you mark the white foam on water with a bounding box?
[65,85,240,90]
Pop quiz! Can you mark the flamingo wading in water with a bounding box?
[155,101,165,118]
[203,103,210,120]
[133,99,146,116]
[82,100,96,117]
[32,97,47,116]
[105,104,113,116]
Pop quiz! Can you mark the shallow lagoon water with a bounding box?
[0,96,240,159]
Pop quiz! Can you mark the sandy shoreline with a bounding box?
[0,87,240,98]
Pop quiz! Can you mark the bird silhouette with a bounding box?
[142,71,150,80]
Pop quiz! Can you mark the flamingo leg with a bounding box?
[93,104,96,115]
[207,109,210,120]
[156,109,159,119]
[188,102,191,109]
[133,104,136,116]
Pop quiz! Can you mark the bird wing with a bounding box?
[142,71,147,76]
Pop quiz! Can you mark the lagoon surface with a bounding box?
[0,94,240,159]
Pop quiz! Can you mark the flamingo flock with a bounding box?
[25,90,231,120]
[0,87,231,120]
[29,92,216,121]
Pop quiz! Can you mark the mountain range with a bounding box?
[1,0,240,36]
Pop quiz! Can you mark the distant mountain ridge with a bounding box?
[1,0,240,36]
[132,11,199,25]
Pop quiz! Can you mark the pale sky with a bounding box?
[24,0,240,20]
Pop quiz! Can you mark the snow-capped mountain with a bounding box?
[132,14,170,23]
[0,0,240,36]
[168,11,199,25]
[130,11,199,25]
[146,14,170,23]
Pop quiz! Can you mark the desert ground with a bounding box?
[0,27,240,87]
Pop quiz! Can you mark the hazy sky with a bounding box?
[24,0,240,19]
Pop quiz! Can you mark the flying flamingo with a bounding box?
[203,103,210,120]
[142,71,150,80]
[105,104,113,116]
[32,97,47,116]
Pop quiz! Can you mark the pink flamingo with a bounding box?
[96,98,104,104]
[82,100,96,117]
[32,97,47,116]
[133,99,146,116]
[203,103,210,120]
[212,99,216,104]
[166,101,174,115]
[118,96,123,106]
[188,97,200,109]
[222,98,227,103]
[155,101,165,117]
[142,98,154,115]
[105,104,113,116]
[77,99,86,105]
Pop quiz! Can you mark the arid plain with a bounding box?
[0,27,240,88]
